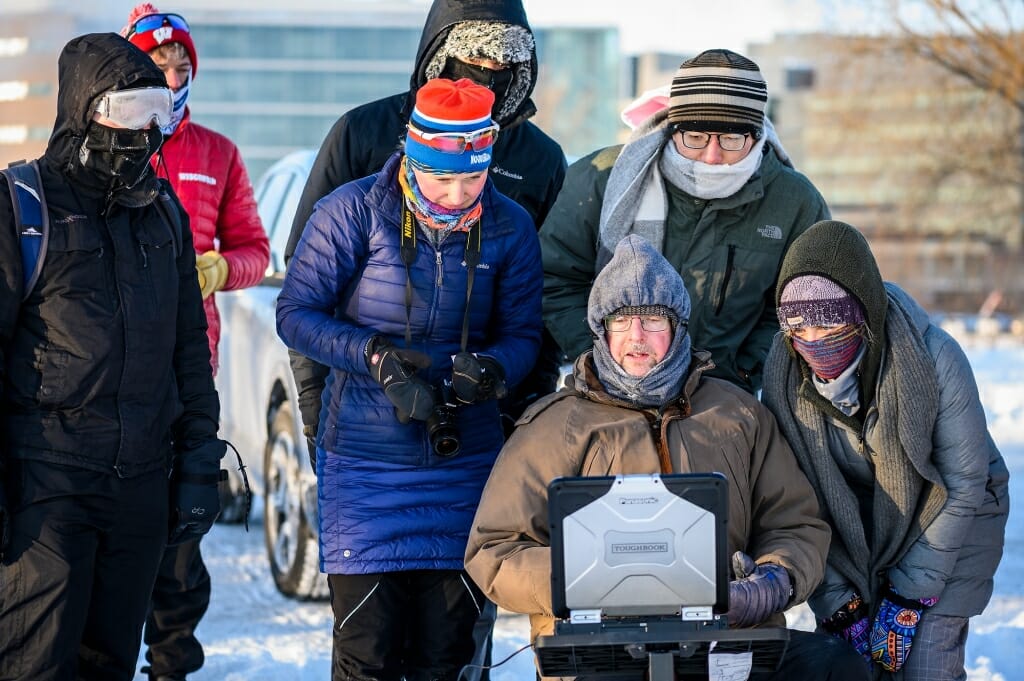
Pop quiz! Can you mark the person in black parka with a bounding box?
[0,33,224,681]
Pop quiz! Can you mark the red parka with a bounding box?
[153,109,270,373]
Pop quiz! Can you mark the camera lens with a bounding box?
[427,403,461,458]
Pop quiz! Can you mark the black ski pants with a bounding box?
[142,536,211,678]
[328,569,485,681]
[0,460,168,681]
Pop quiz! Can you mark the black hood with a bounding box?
[44,33,168,176]
[407,0,538,127]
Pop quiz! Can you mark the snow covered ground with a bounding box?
[136,337,1024,681]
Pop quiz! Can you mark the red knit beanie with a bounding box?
[121,3,198,77]
[406,78,496,173]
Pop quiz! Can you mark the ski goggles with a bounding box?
[94,87,173,130]
[406,123,499,154]
[125,12,191,39]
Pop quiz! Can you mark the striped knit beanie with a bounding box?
[778,275,866,332]
[406,77,496,174]
[668,49,766,135]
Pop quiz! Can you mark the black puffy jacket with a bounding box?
[0,33,219,478]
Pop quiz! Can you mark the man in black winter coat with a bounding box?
[285,0,567,449]
[0,33,223,681]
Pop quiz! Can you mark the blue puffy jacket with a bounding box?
[277,152,543,574]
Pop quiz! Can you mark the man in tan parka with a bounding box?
[464,235,869,681]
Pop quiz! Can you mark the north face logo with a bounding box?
[758,225,783,240]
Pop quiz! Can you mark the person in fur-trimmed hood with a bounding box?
[761,220,1009,680]
[541,49,830,395]
[466,235,870,681]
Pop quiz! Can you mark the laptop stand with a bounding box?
[535,617,789,681]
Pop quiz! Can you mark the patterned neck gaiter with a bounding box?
[398,156,483,242]
[791,325,865,380]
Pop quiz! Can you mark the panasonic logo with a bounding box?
[619,496,658,505]
[611,542,669,554]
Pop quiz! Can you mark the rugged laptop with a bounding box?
[535,473,788,681]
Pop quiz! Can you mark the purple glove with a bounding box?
[725,551,792,628]
[820,595,871,664]
[870,586,938,672]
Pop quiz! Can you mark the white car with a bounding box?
[215,149,328,599]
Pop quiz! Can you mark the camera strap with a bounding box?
[400,198,482,351]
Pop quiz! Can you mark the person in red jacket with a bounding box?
[122,5,270,680]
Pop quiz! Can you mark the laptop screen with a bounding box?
[548,473,729,619]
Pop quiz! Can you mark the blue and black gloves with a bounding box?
[820,594,871,664]
[870,586,938,672]
[168,438,226,546]
[451,351,507,404]
[365,336,435,423]
[725,551,793,628]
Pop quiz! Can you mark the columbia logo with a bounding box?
[490,166,523,180]
[460,260,491,270]
[758,225,783,240]
[470,152,491,165]
[180,172,217,186]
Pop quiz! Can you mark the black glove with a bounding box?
[451,351,507,404]
[168,439,226,546]
[725,551,793,628]
[365,336,435,423]
[303,423,318,472]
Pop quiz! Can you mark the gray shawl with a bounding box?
[762,288,947,607]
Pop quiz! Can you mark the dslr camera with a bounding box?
[426,379,461,458]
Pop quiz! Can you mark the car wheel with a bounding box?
[264,401,327,599]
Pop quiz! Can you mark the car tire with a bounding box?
[264,401,328,600]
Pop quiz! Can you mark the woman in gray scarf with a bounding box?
[762,220,1009,681]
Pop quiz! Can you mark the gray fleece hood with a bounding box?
[587,235,692,407]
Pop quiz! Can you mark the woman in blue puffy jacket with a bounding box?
[276,78,542,681]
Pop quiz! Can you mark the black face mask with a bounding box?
[78,122,163,191]
[439,58,514,117]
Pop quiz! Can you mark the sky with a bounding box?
[522,0,872,54]
[134,336,1024,681]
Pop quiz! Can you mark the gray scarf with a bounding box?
[762,290,947,605]
[596,110,789,271]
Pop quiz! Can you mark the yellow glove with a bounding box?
[195,250,229,300]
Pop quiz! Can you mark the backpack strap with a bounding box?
[2,160,49,302]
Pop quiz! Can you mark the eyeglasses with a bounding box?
[603,314,673,333]
[407,123,499,154]
[94,87,173,129]
[676,130,751,152]
[125,13,190,40]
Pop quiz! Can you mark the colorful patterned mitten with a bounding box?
[869,586,938,672]
[820,595,871,664]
